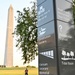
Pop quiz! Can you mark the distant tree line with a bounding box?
[0,65,6,68]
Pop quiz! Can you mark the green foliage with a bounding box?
[73,0,75,24]
[26,65,36,68]
[14,2,38,64]
[15,65,19,67]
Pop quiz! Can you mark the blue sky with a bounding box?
[0,0,38,67]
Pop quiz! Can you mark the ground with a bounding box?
[0,67,38,75]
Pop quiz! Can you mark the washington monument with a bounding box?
[4,5,14,67]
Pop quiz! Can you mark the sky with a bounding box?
[0,0,38,67]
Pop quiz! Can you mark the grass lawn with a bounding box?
[0,67,38,75]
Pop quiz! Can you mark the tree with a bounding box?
[73,0,75,24]
[14,2,38,64]
[70,51,74,59]
[67,52,70,58]
[62,50,66,58]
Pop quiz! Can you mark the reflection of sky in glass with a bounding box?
[57,21,72,39]
[56,0,73,24]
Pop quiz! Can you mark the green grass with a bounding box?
[0,67,38,75]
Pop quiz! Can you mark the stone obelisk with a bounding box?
[4,5,14,67]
